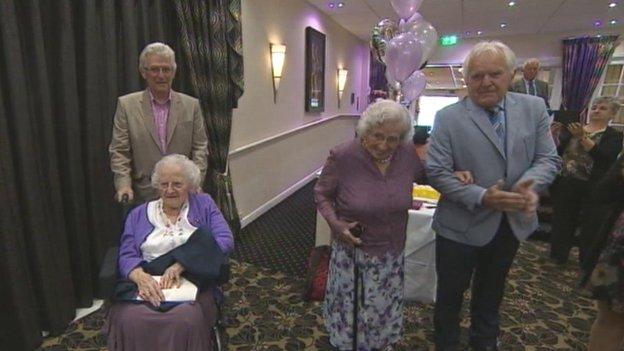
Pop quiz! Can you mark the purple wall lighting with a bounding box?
[594,20,603,27]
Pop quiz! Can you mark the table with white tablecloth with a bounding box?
[314,206,437,303]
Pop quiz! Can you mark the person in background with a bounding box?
[426,41,560,351]
[413,125,430,162]
[105,154,233,351]
[315,99,426,350]
[549,97,623,265]
[581,155,624,351]
[109,42,208,204]
[509,58,550,109]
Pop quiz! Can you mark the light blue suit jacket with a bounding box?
[426,92,561,246]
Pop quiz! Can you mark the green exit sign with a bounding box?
[440,35,458,46]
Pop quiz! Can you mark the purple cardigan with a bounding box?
[314,139,425,257]
[117,193,234,278]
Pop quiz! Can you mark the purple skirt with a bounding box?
[105,289,216,351]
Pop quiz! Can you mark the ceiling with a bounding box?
[305,0,624,41]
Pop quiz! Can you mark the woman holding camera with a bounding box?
[314,100,426,350]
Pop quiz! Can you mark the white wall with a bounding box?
[230,0,369,224]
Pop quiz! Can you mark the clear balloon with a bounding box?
[400,16,438,67]
[390,0,425,20]
[401,70,427,102]
[385,32,424,83]
[398,12,423,29]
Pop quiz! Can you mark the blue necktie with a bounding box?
[528,81,536,96]
[488,107,506,153]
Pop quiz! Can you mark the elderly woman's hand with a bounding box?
[129,267,164,307]
[453,171,474,185]
[338,222,363,246]
[160,262,185,289]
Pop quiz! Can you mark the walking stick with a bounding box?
[350,223,364,351]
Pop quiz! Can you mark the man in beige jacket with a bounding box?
[109,42,208,203]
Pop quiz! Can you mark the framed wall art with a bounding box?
[305,27,326,112]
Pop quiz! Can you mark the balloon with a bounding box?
[390,0,424,20]
[398,12,423,30]
[385,32,424,83]
[400,17,438,67]
[401,70,427,102]
[377,18,397,42]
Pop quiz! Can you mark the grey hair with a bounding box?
[462,41,516,79]
[151,154,201,191]
[139,42,177,71]
[356,99,413,143]
[592,96,622,115]
[523,58,540,68]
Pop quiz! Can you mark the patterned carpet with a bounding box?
[39,182,597,350]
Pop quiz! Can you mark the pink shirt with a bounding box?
[149,90,171,152]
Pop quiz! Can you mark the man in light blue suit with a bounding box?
[426,41,560,351]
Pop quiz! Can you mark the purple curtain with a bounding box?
[561,35,620,123]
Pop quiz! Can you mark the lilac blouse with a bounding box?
[314,139,426,257]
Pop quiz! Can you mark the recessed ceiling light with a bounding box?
[328,2,335,8]
[500,23,508,28]
[594,20,603,27]
[465,31,471,36]
[508,1,516,6]
[609,2,617,8]
[337,2,345,7]
[610,19,618,25]
[476,30,483,35]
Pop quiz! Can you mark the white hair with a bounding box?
[356,99,413,143]
[139,42,177,71]
[523,58,540,68]
[151,154,201,191]
[593,96,622,115]
[462,41,516,79]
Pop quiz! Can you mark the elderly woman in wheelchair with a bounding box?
[105,154,233,351]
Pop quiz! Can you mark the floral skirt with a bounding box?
[588,209,624,314]
[323,242,404,350]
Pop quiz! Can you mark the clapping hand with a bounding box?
[512,179,539,214]
[566,122,586,139]
[339,222,363,246]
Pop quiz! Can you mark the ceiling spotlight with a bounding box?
[610,19,618,25]
[337,2,345,7]
[508,1,516,6]
[609,2,617,8]
[500,23,508,28]
[328,2,335,8]
[594,20,603,27]
[476,30,483,35]
[464,31,471,36]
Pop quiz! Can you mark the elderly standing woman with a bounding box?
[315,99,426,350]
[105,154,234,351]
[549,96,623,265]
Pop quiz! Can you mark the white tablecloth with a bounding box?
[314,207,437,303]
[404,207,437,303]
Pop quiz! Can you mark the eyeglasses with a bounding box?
[145,66,173,74]
[158,181,185,191]
[369,132,401,145]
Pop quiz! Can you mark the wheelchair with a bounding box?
[97,197,229,351]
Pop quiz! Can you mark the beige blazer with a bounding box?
[109,90,208,202]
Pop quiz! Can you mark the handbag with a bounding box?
[304,245,331,301]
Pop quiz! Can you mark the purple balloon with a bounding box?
[385,32,424,83]
[398,12,423,29]
[400,16,438,67]
[390,0,425,20]
[402,70,427,102]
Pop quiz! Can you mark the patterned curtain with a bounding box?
[561,35,620,123]
[173,0,244,234]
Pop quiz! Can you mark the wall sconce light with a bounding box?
[337,68,348,107]
[270,43,286,103]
